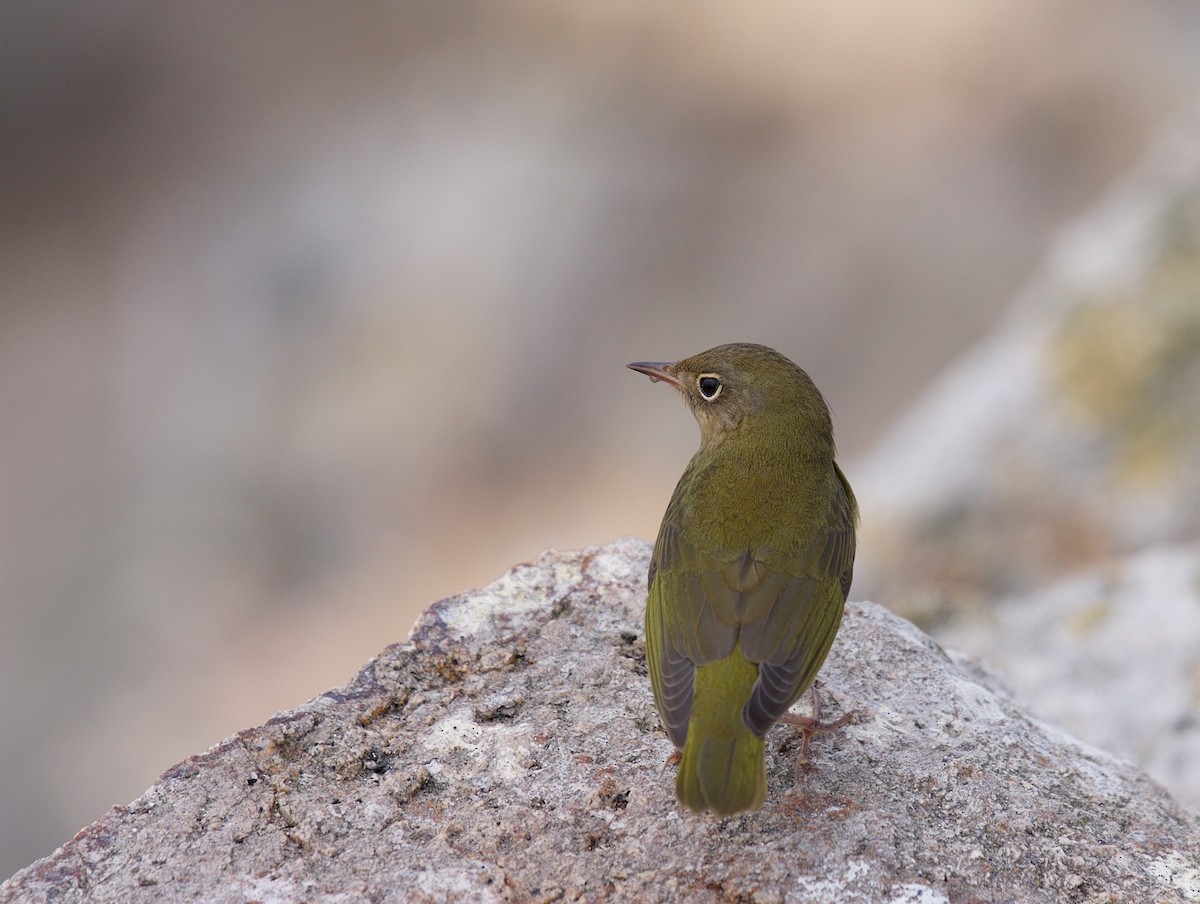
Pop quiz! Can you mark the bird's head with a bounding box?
[628,343,834,454]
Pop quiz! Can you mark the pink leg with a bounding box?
[779,684,853,769]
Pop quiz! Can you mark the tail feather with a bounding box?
[674,646,766,816]
[676,732,765,816]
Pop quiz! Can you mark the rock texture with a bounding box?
[940,540,1200,814]
[4,537,1200,903]
[854,100,1200,618]
[848,101,1200,817]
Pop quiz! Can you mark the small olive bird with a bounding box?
[628,343,857,816]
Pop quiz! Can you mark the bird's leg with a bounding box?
[779,684,853,770]
[661,750,682,775]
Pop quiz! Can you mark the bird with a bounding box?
[627,342,857,816]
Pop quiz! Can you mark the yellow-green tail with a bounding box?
[675,646,766,816]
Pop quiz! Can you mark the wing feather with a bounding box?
[645,579,694,748]
[742,474,857,733]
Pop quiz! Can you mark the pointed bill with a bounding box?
[627,360,683,390]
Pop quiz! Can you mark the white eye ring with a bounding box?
[697,374,722,400]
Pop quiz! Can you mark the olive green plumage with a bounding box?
[629,343,857,816]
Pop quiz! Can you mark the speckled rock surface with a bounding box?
[940,541,1200,815]
[4,537,1200,903]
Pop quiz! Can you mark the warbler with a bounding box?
[628,343,857,816]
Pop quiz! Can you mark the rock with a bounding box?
[853,101,1200,620]
[939,540,1200,815]
[847,102,1200,821]
[4,537,1200,903]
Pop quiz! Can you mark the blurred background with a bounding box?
[4,0,1200,877]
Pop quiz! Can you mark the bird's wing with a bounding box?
[645,519,738,748]
[738,473,857,735]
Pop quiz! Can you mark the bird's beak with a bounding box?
[627,360,683,390]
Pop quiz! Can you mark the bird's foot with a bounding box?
[780,684,855,774]
[661,750,682,775]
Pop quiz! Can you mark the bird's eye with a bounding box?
[697,375,722,400]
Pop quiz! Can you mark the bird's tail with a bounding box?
[675,647,766,816]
